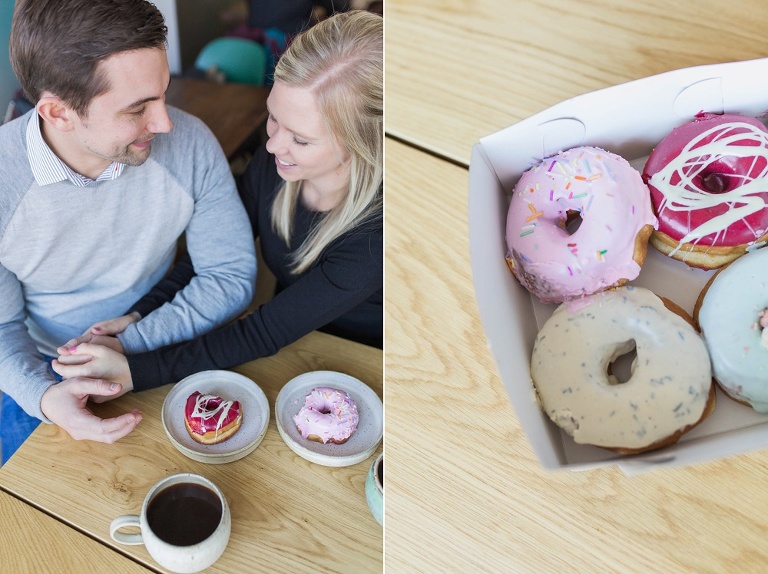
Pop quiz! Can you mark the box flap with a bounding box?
[480,58,768,194]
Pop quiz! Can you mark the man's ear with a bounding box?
[36,94,75,132]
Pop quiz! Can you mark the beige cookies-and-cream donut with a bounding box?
[531,286,715,454]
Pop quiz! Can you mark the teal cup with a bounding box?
[365,453,383,526]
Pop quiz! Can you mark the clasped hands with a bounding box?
[43,313,141,444]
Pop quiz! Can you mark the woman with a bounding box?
[54,11,382,394]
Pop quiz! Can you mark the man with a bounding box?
[0,0,256,462]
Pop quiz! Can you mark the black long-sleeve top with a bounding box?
[127,144,382,391]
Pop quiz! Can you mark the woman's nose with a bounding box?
[266,129,286,155]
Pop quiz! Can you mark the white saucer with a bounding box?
[161,370,270,464]
[275,371,383,467]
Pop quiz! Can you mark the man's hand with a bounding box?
[40,378,141,443]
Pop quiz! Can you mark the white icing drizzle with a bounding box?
[648,121,768,252]
[191,393,235,435]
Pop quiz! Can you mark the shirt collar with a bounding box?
[26,111,125,187]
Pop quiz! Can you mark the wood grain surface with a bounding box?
[386,0,768,165]
[0,489,152,573]
[384,137,768,573]
[0,332,382,574]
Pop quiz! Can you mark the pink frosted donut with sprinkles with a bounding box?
[505,146,657,303]
[293,387,359,444]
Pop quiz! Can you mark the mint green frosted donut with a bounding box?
[698,247,768,411]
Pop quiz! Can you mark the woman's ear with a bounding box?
[36,94,75,132]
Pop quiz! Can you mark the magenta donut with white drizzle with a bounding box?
[184,391,243,445]
[643,112,768,268]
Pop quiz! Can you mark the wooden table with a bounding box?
[165,77,269,160]
[0,332,382,574]
[0,489,152,573]
[386,1,768,572]
[387,0,768,166]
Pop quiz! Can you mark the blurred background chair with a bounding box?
[193,37,268,85]
[3,90,33,125]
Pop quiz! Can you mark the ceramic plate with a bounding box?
[275,371,383,467]
[162,370,270,464]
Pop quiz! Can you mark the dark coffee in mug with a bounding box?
[147,482,222,546]
[377,458,384,486]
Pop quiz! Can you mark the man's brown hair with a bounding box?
[10,0,167,116]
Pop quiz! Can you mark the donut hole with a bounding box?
[699,171,740,194]
[696,154,767,194]
[606,340,637,385]
[202,397,222,411]
[759,308,768,330]
[564,209,583,235]
[759,309,768,349]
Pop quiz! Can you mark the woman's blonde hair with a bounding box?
[270,10,383,274]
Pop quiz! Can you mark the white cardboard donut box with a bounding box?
[468,57,768,475]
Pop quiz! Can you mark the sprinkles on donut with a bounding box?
[531,286,715,454]
[293,387,359,444]
[505,146,657,303]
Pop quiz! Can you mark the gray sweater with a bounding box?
[0,107,256,421]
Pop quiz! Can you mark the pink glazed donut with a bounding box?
[505,146,657,303]
[293,387,359,444]
[642,113,768,269]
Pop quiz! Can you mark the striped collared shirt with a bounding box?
[26,112,125,187]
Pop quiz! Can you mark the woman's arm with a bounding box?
[56,218,382,391]
[60,145,270,355]
[128,220,382,389]
[53,235,382,391]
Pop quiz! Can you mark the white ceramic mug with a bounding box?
[365,453,383,525]
[110,473,231,574]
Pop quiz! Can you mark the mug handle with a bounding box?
[110,515,143,545]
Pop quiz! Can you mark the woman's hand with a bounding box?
[57,312,140,355]
[53,343,134,402]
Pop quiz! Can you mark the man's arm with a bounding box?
[0,264,56,421]
[116,110,257,355]
[128,253,196,319]
[0,264,141,442]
